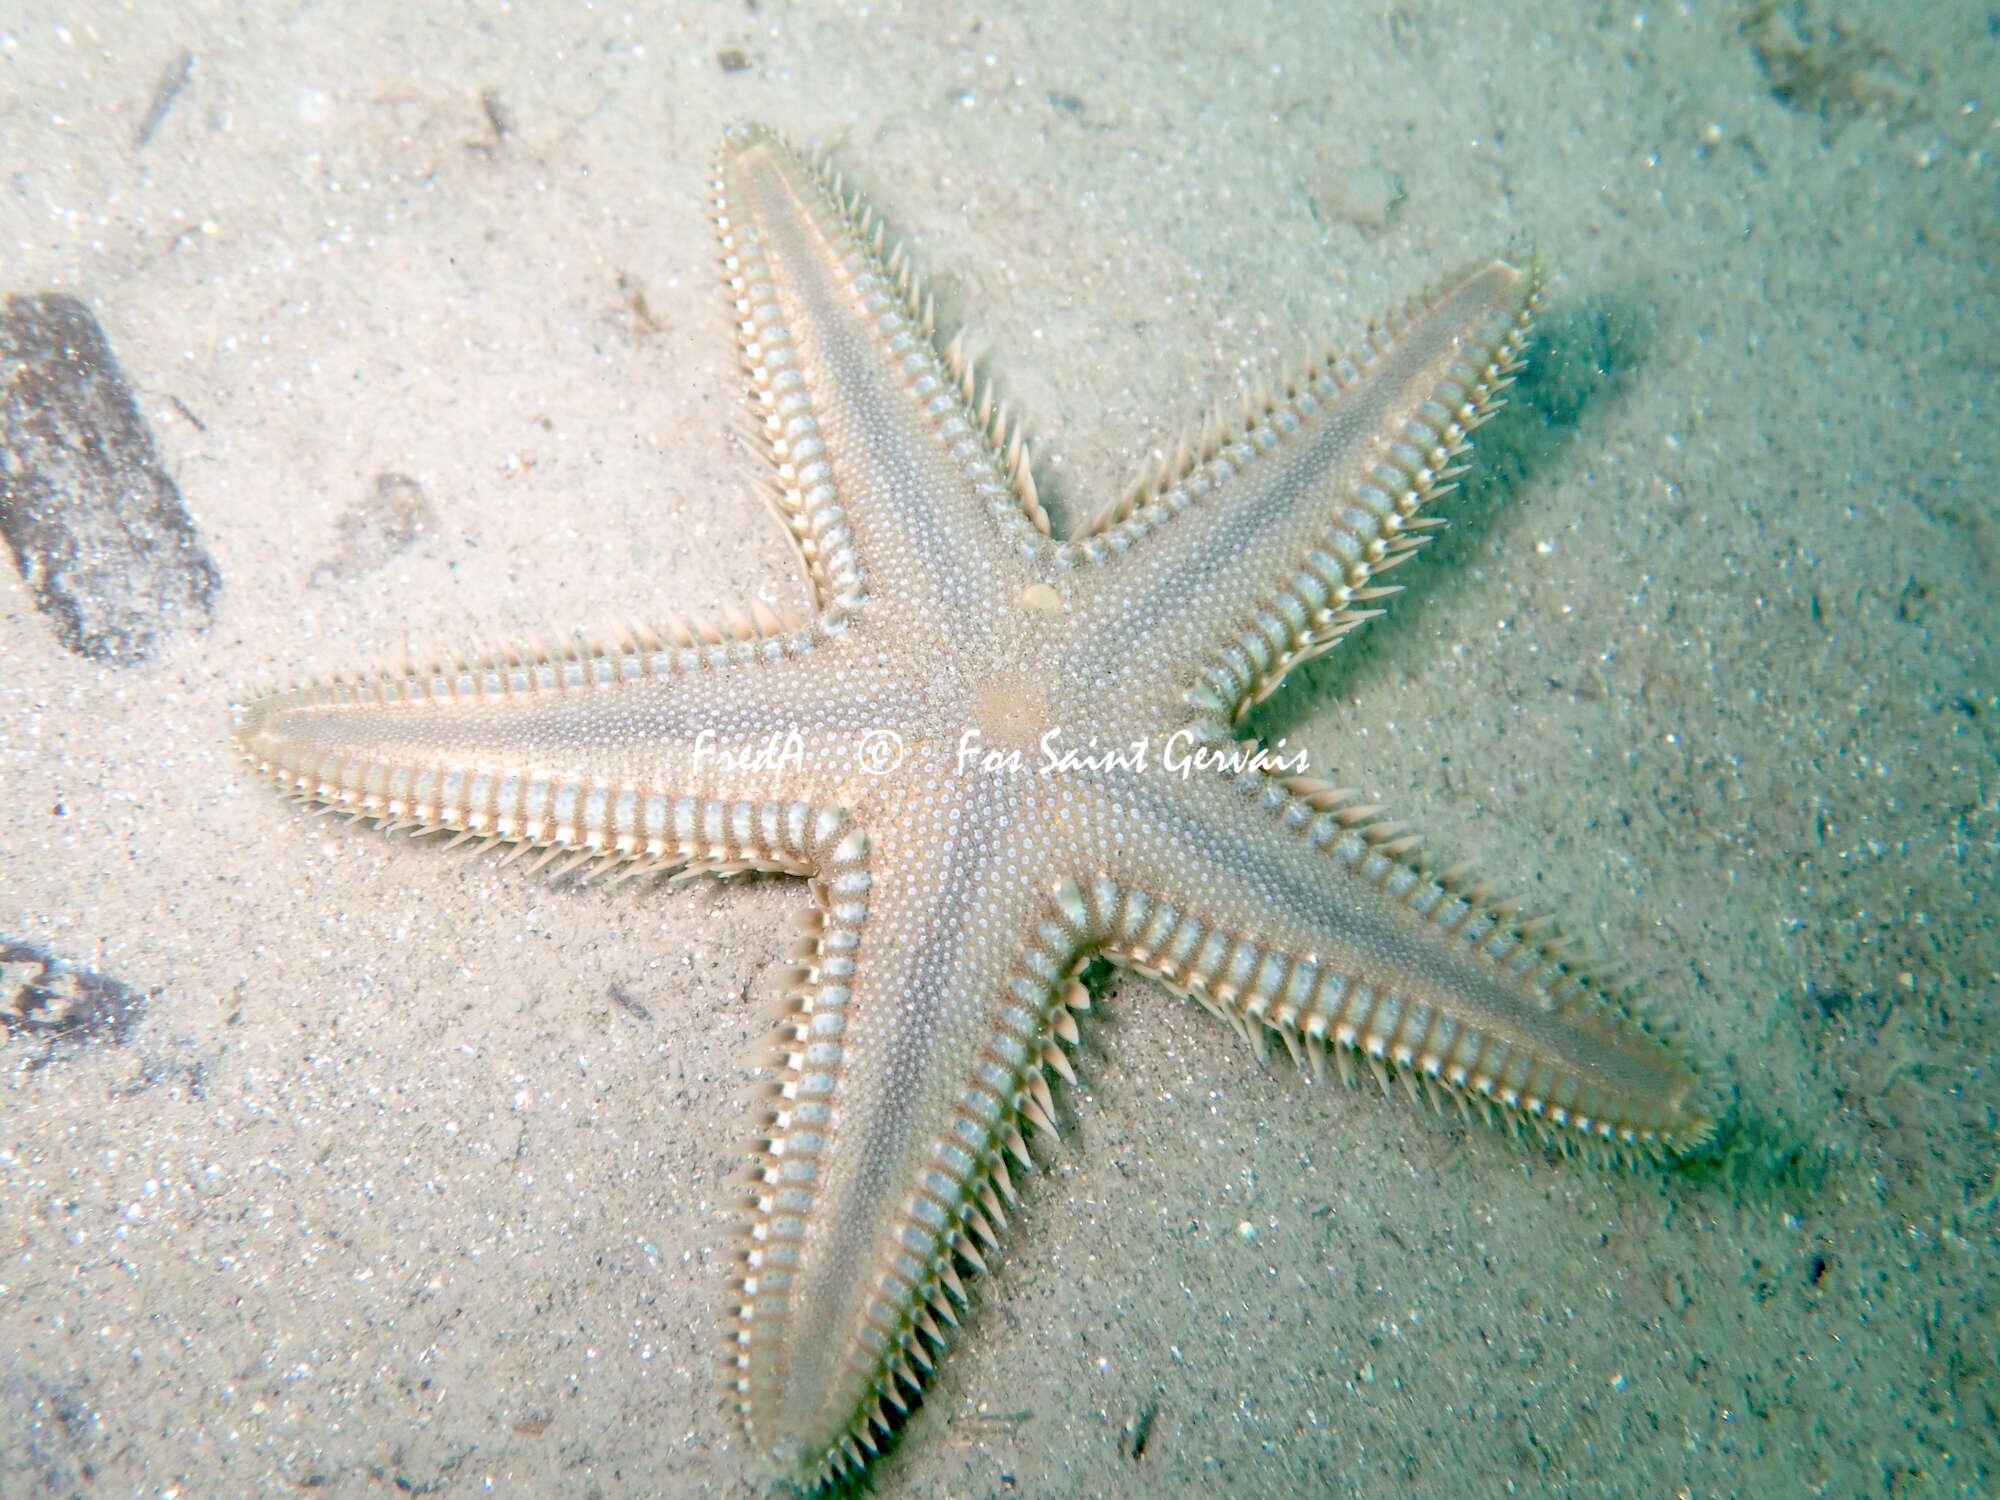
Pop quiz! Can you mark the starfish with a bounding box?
[231,123,1713,1489]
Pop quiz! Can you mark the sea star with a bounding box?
[232,123,1712,1489]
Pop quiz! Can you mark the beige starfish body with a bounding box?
[232,124,1711,1488]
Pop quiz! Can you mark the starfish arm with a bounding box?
[717,126,1049,633]
[1058,260,1539,734]
[229,621,886,878]
[736,816,1089,1488]
[1073,769,1712,1153]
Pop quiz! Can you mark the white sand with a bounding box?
[3,1,1993,1494]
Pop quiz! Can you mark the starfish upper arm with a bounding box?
[1062,260,1539,735]
[717,125,1049,630]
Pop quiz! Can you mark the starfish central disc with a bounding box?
[969,671,1053,757]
